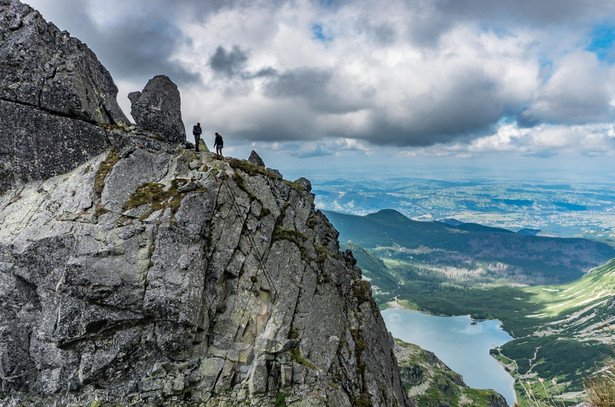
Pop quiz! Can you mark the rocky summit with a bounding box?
[0,141,410,407]
[0,1,410,406]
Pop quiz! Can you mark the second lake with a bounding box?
[381,308,516,406]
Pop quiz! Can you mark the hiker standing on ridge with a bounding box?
[192,123,202,151]
[214,132,224,159]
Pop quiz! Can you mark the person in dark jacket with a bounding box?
[192,123,203,151]
[214,132,224,159]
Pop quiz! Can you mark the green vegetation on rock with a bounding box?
[394,339,507,407]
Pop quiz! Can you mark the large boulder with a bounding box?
[128,75,186,144]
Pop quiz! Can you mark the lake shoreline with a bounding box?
[385,297,517,337]
[381,305,518,405]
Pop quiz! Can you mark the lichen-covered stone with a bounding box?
[129,75,186,144]
[0,145,411,406]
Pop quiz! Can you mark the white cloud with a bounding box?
[23,0,615,162]
[522,51,615,125]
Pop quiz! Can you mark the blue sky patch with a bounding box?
[312,23,333,42]
[587,24,615,62]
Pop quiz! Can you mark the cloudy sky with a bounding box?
[25,0,615,181]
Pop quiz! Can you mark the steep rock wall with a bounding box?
[0,140,411,407]
[0,0,129,195]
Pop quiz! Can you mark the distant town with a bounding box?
[312,177,615,244]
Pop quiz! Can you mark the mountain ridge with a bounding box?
[325,208,615,286]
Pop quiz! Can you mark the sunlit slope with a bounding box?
[524,258,615,321]
[494,260,615,403]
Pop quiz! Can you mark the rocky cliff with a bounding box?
[0,0,132,195]
[0,1,410,406]
[0,140,410,407]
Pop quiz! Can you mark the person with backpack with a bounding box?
[214,132,224,159]
[192,123,203,151]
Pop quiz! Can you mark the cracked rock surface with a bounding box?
[0,144,411,407]
[0,0,128,195]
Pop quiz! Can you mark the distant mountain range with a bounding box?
[312,177,615,244]
[324,209,615,285]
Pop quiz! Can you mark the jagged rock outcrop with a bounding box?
[0,0,128,195]
[0,0,127,124]
[0,140,411,406]
[128,75,186,144]
[248,150,265,167]
[0,5,410,401]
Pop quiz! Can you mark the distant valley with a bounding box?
[325,209,615,286]
[324,208,615,406]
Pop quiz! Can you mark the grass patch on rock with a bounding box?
[290,348,315,370]
[123,179,206,219]
[94,150,120,197]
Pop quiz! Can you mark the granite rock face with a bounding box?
[128,75,186,144]
[0,0,127,124]
[0,144,411,407]
[0,0,128,195]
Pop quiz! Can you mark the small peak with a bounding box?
[248,150,265,167]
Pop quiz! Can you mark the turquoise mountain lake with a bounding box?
[381,309,516,406]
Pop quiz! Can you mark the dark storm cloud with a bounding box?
[265,68,332,100]
[264,68,363,114]
[334,68,512,147]
[434,0,615,26]
[26,0,200,85]
[251,67,278,78]
[209,46,249,77]
[520,87,615,127]
[91,23,200,84]
[209,46,277,79]
[401,0,615,47]
[356,18,398,45]
[368,23,397,45]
